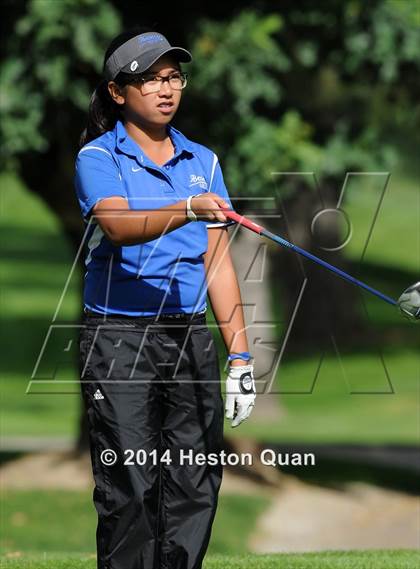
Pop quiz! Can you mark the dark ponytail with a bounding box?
[79,26,155,148]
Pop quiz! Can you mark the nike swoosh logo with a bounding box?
[132,166,141,172]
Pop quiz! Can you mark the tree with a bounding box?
[181,2,420,349]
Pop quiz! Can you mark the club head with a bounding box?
[397,282,420,322]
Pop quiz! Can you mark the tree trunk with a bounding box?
[269,181,367,356]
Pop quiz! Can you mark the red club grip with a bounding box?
[220,206,264,234]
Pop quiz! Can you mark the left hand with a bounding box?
[225,364,256,428]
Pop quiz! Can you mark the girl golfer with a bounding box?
[75,28,256,569]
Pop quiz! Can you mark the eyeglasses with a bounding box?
[131,71,188,94]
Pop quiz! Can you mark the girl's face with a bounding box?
[108,56,183,129]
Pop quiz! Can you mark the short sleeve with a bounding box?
[74,146,127,221]
[206,154,236,229]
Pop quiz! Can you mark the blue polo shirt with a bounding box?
[74,119,236,316]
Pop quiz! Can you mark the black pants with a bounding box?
[78,312,224,569]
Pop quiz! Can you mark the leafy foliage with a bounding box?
[181,12,320,197]
[182,3,420,199]
[1,0,419,192]
[0,0,120,160]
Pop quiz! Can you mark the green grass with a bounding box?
[1,171,419,443]
[1,550,419,568]
[2,347,418,442]
[1,373,81,437]
[1,173,82,437]
[0,489,269,556]
[0,173,81,321]
[227,348,419,444]
[1,171,419,569]
[342,173,419,274]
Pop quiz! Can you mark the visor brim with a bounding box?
[120,47,192,76]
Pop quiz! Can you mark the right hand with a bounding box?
[190,193,230,223]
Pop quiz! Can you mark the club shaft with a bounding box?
[222,209,397,307]
[262,228,397,306]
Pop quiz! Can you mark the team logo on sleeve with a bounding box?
[189,175,208,190]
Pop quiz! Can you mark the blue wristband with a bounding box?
[228,351,251,362]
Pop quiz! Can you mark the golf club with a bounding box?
[220,207,420,322]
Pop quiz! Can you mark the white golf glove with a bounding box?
[225,364,256,428]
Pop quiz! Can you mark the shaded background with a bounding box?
[1,0,419,563]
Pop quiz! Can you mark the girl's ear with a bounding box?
[107,81,125,106]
